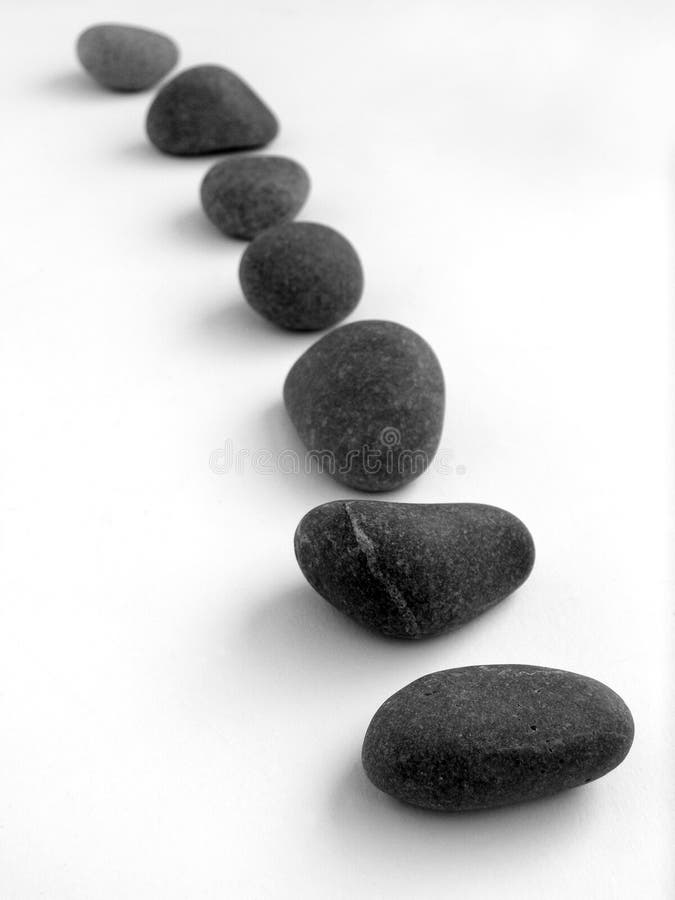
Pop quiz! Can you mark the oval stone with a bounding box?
[283,320,444,490]
[240,222,362,329]
[201,155,310,240]
[76,23,178,92]
[294,501,534,638]
[146,65,278,155]
[362,665,634,811]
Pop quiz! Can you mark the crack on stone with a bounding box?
[344,501,420,637]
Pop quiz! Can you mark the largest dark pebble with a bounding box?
[362,665,634,811]
[283,320,445,491]
[146,65,278,155]
[76,23,178,92]
[294,501,535,638]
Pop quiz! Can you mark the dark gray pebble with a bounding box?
[362,665,634,811]
[283,320,444,490]
[146,65,278,155]
[239,222,362,329]
[201,155,310,240]
[294,501,534,638]
[76,23,178,92]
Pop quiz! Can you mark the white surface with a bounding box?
[0,1,673,897]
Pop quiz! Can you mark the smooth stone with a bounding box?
[283,320,444,490]
[201,155,310,240]
[146,65,278,155]
[362,665,635,811]
[294,501,535,638]
[76,23,178,92]
[239,222,362,329]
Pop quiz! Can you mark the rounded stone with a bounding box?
[146,65,278,156]
[283,320,445,491]
[239,222,362,329]
[362,665,634,811]
[76,23,178,92]
[294,501,535,638]
[201,155,310,240]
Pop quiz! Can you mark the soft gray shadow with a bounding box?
[236,582,436,685]
[197,296,291,344]
[328,758,594,859]
[193,297,316,361]
[233,579,521,690]
[173,208,235,249]
[43,70,123,98]
[114,141,219,173]
[209,397,356,510]
[115,140,167,163]
[257,400,370,506]
[115,141,235,173]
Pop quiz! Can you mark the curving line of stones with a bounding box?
[77,22,634,813]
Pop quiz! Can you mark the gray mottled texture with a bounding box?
[294,501,535,638]
[146,65,278,156]
[362,665,634,811]
[240,222,362,329]
[76,23,178,92]
[201,156,310,240]
[283,320,444,490]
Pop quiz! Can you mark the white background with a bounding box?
[0,1,672,897]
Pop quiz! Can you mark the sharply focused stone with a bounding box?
[283,320,444,490]
[240,222,362,329]
[146,65,278,155]
[201,155,310,240]
[294,501,534,638]
[76,23,178,92]
[362,665,634,811]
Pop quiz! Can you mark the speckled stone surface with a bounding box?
[146,65,278,155]
[283,320,445,490]
[362,665,634,811]
[240,222,362,329]
[76,23,178,92]
[294,501,534,638]
[201,156,310,240]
